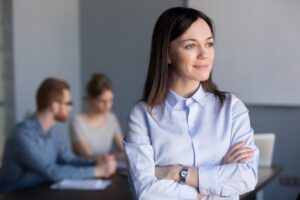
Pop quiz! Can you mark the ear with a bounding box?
[51,101,60,113]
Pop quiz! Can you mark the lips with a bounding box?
[193,63,209,69]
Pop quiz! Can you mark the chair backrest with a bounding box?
[254,133,276,167]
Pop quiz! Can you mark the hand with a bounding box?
[95,154,115,165]
[155,165,181,181]
[197,192,205,200]
[222,141,254,164]
[94,154,116,178]
[103,154,117,175]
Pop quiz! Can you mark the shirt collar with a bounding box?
[166,84,206,108]
[31,114,54,137]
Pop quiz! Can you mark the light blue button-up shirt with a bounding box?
[124,85,259,200]
[0,115,95,191]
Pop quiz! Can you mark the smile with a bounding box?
[193,64,209,69]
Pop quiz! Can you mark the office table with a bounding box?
[0,172,132,200]
[0,165,283,200]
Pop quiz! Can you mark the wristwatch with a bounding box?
[179,166,189,183]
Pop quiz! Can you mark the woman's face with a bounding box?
[169,18,214,84]
[89,90,114,114]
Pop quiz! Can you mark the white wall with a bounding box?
[188,0,300,106]
[12,0,81,123]
[80,0,184,131]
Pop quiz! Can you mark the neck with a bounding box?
[85,109,106,118]
[171,76,200,98]
[36,110,56,132]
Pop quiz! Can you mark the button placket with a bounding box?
[186,101,197,166]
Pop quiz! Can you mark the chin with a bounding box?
[191,75,210,82]
[54,115,69,122]
[102,110,110,114]
[198,73,211,81]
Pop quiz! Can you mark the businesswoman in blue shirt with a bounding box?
[124,7,259,200]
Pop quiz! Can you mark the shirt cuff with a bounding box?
[198,165,220,195]
[177,183,198,199]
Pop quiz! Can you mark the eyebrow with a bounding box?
[182,36,214,42]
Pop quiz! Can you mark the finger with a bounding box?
[226,141,245,158]
[225,148,253,164]
[106,164,116,175]
[229,149,253,163]
[239,156,253,162]
[229,147,253,161]
[228,145,251,159]
[104,154,115,161]
[229,141,245,152]
[108,155,115,159]
[108,161,117,169]
[232,151,254,163]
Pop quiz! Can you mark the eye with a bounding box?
[184,43,196,49]
[206,41,215,48]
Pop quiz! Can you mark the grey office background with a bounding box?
[2,0,300,200]
[189,0,300,106]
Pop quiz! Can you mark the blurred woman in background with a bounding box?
[70,73,124,164]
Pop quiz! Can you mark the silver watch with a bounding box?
[179,167,189,183]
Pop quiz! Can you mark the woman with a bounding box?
[124,7,259,200]
[70,73,124,162]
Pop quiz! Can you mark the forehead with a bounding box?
[99,90,114,99]
[62,89,71,100]
[177,18,212,41]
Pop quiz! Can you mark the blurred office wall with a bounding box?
[80,0,183,131]
[8,0,82,136]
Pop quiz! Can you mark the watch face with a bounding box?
[181,170,188,177]
[180,167,189,183]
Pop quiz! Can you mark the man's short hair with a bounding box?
[36,77,70,112]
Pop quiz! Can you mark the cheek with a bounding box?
[97,103,105,110]
[172,51,195,69]
[90,103,100,111]
[62,107,69,114]
[210,49,215,62]
[210,56,214,66]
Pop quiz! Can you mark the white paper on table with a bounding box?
[50,179,111,190]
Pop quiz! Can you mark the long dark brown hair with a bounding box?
[142,7,225,111]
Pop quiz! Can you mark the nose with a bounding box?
[197,45,208,59]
